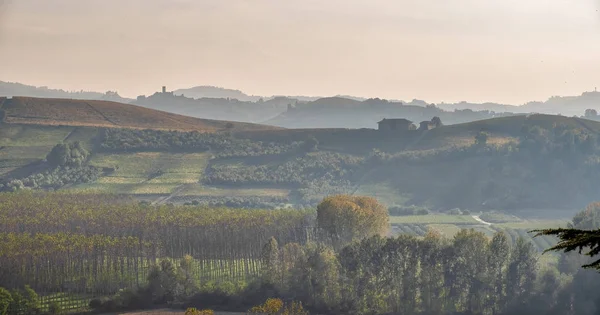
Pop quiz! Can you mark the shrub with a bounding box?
[47,301,63,315]
[185,308,214,315]
[248,298,309,315]
[0,288,12,315]
[448,208,462,215]
[88,298,102,310]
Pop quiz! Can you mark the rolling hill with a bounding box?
[0,97,279,132]
[265,97,518,129]
[0,108,599,219]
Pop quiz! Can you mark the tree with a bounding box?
[303,137,319,152]
[261,237,281,286]
[535,202,600,270]
[475,131,488,147]
[535,228,600,270]
[584,109,597,118]
[46,141,90,168]
[317,195,389,244]
[505,238,537,309]
[431,116,443,127]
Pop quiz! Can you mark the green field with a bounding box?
[390,214,566,252]
[78,152,209,195]
[390,215,479,225]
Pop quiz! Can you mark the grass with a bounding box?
[178,184,291,197]
[352,183,411,206]
[496,219,569,230]
[73,153,210,195]
[0,124,73,147]
[90,153,208,177]
[390,214,479,225]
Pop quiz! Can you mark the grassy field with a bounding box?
[390,214,567,252]
[0,124,74,147]
[390,215,479,225]
[77,153,209,194]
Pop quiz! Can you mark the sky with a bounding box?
[0,0,599,105]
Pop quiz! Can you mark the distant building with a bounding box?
[162,86,167,93]
[419,121,436,131]
[378,118,413,131]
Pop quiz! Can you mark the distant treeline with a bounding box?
[98,128,306,158]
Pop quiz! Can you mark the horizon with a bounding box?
[1,0,599,105]
[3,79,600,107]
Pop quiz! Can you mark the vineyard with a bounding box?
[0,191,315,313]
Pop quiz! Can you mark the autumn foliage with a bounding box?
[317,195,389,243]
[184,308,214,315]
[248,298,308,315]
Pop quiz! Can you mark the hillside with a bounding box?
[1,113,600,217]
[0,97,279,131]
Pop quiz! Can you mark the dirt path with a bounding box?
[472,215,492,226]
[151,184,188,205]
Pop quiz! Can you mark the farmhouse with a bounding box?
[377,118,414,131]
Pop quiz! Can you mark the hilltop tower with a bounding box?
[162,86,167,93]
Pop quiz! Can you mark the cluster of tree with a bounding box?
[255,230,542,315]
[45,142,90,168]
[99,128,304,157]
[0,166,102,192]
[182,196,291,209]
[0,142,101,192]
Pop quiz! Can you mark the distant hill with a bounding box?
[0,97,278,131]
[520,91,600,116]
[133,92,297,123]
[265,97,518,129]
[173,86,261,102]
[437,91,600,116]
[0,81,133,103]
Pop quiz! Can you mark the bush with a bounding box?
[448,208,462,215]
[0,288,12,315]
[248,298,309,315]
[88,298,103,310]
[47,302,63,315]
[9,285,39,315]
[185,308,214,315]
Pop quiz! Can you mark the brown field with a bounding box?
[1,97,280,132]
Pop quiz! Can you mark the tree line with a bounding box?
[98,128,306,158]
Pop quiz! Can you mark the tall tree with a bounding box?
[317,195,389,245]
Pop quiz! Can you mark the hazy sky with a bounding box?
[1,0,599,104]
